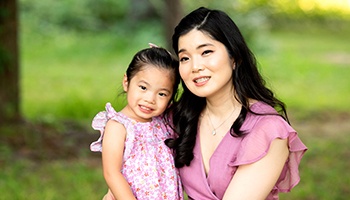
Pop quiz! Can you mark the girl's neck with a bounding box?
[120,107,153,123]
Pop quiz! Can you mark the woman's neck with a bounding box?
[205,94,240,118]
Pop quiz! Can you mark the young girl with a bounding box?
[90,46,183,200]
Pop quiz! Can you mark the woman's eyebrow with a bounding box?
[178,43,214,54]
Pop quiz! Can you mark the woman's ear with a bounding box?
[122,74,128,92]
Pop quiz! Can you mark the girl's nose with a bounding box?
[144,93,155,104]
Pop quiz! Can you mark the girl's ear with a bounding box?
[122,74,128,92]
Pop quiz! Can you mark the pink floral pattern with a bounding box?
[91,103,183,200]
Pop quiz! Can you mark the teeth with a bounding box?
[141,105,151,110]
[195,77,209,83]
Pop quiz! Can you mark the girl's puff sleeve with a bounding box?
[90,102,118,152]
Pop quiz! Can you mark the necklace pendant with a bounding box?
[212,130,216,135]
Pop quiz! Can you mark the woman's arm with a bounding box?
[102,120,136,200]
[223,138,289,200]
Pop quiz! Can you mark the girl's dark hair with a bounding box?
[166,7,288,168]
[126,47,180,106]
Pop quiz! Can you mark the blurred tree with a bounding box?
[0,0,21,124]
[127,0,183,50]
[128,0,158,22]
[163,0,183,51]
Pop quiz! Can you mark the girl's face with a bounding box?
[177,29,235,99]
[122,66,174,122]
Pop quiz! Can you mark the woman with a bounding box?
[166,7,307,200]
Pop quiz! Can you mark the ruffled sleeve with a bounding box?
[90,102,118,152]
[232,116,307,194]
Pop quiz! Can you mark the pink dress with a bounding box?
[179,102,308,200]
[90,103,183,200]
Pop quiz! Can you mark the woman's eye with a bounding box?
[202,50,213,55]
[139,85,146,90]
[179,57,189,62]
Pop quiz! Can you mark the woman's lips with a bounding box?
[193,76,210,86]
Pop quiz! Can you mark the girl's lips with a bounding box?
[139,105,153,113]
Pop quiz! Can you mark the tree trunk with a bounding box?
[163,0,183,52]
[128,0,158,23]
[0,0,21,124]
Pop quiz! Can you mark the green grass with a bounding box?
[21,21,165,121]
[280,118,350,200]
[20,24,350,121]
[2,21,349,199]
[256,28,350,118]
[0,158,106,199]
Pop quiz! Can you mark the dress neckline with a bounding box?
[117,111,156,125]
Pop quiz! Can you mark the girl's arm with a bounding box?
[102,120,136,200]
[223,138,289,200]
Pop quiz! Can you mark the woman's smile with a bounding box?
[193,76,210,85]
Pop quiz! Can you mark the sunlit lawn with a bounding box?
[0,157,106,199]
[2,21,349,199]
[256,27,350,117]
[20,24,350,121]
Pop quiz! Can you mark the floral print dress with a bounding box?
[90,103,183,200]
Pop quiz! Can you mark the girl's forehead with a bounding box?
[139,64,172,73]
[132,67,174,90]
[134,65,173,80]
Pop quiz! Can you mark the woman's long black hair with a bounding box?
[166,7,288,168]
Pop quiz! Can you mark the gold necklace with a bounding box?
[207,107,235,136]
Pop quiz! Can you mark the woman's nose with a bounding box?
[191,58,204,72]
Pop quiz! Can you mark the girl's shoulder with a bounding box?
[103,103,137,125]
[90,103,128,152]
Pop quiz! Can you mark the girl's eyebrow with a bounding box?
[159,88,172,94]
[139,80,150,86]
[178,43,214,54]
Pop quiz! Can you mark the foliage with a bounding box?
[240,0,350,30]
[20,0,129,31]
[257,28,350,119]
[19,17,350,121]
[3,1,349,199]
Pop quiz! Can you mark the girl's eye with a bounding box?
[159,93,167,97]
[139,85,146,90]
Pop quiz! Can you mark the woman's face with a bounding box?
[177,29,235,98]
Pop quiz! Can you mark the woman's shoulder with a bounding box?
[249,101,277,114]
[243,101,293,133]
